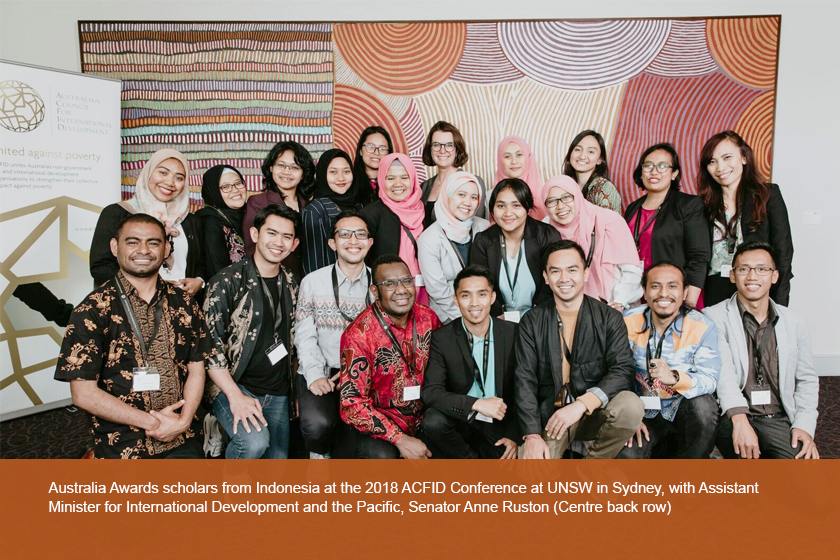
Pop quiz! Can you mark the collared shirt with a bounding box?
[339,303,441,442]
[54,272,213,459]
[623,306,721,421]
[295,263,371,387]
[498,240,535,314]
[732,299,783,417]
[463,318,496,399]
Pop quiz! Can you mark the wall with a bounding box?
[2,1,838,372]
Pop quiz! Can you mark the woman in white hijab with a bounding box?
[89,148,205,294]
[418,171,490,323]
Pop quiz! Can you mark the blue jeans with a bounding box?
[212,384,289,459]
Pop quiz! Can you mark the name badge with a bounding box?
[475,412,494,423]
[403,385,421,401]
[640,396,662,410]
[414,274,424,287]
[720,264,733,277]
[266,341,288,365]
[503,311,521,323]
[132,367,160,392]
[750,390,772,406]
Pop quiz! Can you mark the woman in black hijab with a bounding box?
[196,165,248,280]
[301,149,362,275]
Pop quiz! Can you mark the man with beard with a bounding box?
[55,214,213,459]
[203,204,300,459]
[339,255,442,459]
[618,262,721,459]
[517,240,643,459]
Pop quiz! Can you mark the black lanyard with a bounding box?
[448,238,467,268]
[645,313,680,379]
[633,206,661,251]
[260,274,285,343]
[464,322,491,397]
[373,304,417,378]
[116,280,163,365]
[500,233,524,301]
[555,313,575,406]
[585,228,596,268]
[332,265,372,324]
[746,319,773,386]
[556,313,574,366]
[401,224,419,258]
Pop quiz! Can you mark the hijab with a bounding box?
[313,148,359,211]
[377,153,425,274]
[201,165,246,236]
[128,148,191,234]
[542,175,640,301]
[434,171,482,244]
[494,135,546,220]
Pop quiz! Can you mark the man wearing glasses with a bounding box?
[705,242,820,459]
[295,211,375,458]
[339,255,442,458]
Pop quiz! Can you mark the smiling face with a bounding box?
[219,169,246,209]
[373,261,416,318]
[641,149,679,193]
[148,158,186,202]
[492,187,528,234]
[250,214,299,266]
[543,248,589,304]
[707,138,747,189]
[431,130,456,170]
[731,249,779,303]
[111,221,166,278]
[501,141,526,178]
[327,216,372,266]
[326,156,353,195]
[360,132,389,172]
[454,275,496,328]
[270,150,304,193]
[383,161,412,202]
[545,186,576,225]
[569,135,602,175]
[644,265,687,321]
[448,181,480,221]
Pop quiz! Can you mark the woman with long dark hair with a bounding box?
[698,131,793,306]
[562,130,621,213]
[352,126,393,206]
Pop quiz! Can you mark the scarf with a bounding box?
[377,153,425,275]
[494,135,546,220]
[128,148,191,234]
[434,171,482,244]
[313,148,359,211]
[201,165,246,236]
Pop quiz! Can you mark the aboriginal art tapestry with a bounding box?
[79,18,780,211]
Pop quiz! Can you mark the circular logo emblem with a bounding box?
[0,80,46,133]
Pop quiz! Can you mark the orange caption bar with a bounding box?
[1,460,837,559]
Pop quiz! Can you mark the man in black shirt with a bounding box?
[203,204,300,459]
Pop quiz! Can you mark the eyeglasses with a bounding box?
[545,194,574,208]
[273,162,302,173]
[733,265,775,276]
[375,276,415,291]
[335,229,370,240]
[431,142,456,153]
[642,162,674,173]
[219,180,246,193]
[362,143,390,155]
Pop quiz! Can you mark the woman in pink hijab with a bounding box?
[542,175,642,308]
[360,153,429,305]
[494,135,546,220]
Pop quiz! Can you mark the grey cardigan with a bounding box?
[418,217,491,324]
[703,294,819,437]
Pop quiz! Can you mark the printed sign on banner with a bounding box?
[0,60,121,420]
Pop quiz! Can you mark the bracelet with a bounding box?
[669,370,681,385]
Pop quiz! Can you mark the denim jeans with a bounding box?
[213,384,289,459]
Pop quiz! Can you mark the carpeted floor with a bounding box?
[2,377,839,459]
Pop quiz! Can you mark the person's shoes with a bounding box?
[309,451,330,459]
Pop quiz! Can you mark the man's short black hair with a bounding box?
[542,239,587,270]
[253,203,300,237]
[642,260,687,288]
[733,241,777,268]
[114,213,166,240]
[331,209,371,237]
[453,265,496,293]
[371,254,408,283]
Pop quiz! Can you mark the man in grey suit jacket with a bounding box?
[704,242,819,459]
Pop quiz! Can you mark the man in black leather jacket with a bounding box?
[517,240,643,459]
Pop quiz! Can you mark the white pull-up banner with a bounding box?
[0,60,121,420]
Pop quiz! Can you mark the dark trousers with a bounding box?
[350,429,401,459]
[717,413,801,459]
[617,394,719,459]
[704,274,737,308]
[297,375,340,455]
[420,408,506,459]
[157,436,204,459]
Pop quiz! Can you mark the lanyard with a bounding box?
[555,313,575,406]
[633,206,661,250]
[500,233,524,301]
[260,274,286,342]
[585,228,596,268]
[447,238,467,268]
[645,313,680,377]
[116,280,163,364]
[332,265,372,324]
[747,319,773,386]
[556,313,574,366]
[464,322,491,397]
[401,224,419,258]
[373,304,417,378]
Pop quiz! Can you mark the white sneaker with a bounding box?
[309,451,331,459]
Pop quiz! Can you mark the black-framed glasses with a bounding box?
[642,162,674,173]
[362,143,390,155]
[734,265,775,276]
[219,180,246,193]
[431,142,456,153]
[545,194,574,208]
[335,229,370,240]
[375,276,415,291]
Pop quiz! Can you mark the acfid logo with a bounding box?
[0,80,46,132]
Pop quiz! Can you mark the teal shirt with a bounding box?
[498,240,535,314]
[463,318,497,399]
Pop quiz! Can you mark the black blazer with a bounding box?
[740,183,793,305]
[514,296,636,436]
[470,217,562,316]
[89,203,206,287]
[624,189,711,289]
[421,318,519,441]
[360,199,433,266]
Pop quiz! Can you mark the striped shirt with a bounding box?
[301,197,341,276]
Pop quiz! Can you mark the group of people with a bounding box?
[53,120,815,460]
